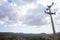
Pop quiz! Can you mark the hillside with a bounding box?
[0,32,60,37]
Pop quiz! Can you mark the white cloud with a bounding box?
[0,0,7,4]
[0,0,60,33]
[37,0,54,6]
[0,20,5,25]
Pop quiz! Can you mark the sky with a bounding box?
[0,0,60,34]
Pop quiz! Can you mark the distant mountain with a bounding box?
[0,32,60,37]
[57,32,60,34]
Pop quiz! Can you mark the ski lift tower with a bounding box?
[44,2,56,40]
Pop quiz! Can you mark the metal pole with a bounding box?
[49,6,56,40]
[50,14,56,40]
[44,2,56,40]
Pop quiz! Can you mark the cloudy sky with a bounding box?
[0,0,60,34]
